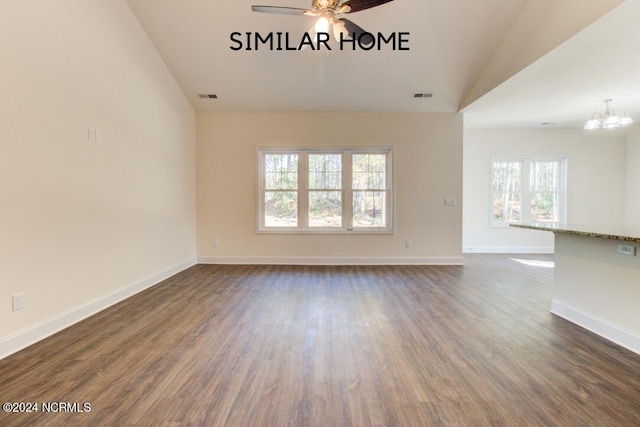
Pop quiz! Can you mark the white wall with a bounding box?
[553,233,640,354]
[626,125,640,224]
[462,0,624,108]
[0,1,196,357]
[197,112,463,264]
[463,127,627,252]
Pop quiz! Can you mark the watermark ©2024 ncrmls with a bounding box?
[229,31,410,51]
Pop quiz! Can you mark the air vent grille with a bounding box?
[198,94,218,99]
[413,93,433,98]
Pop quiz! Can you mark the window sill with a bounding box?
[256,228,394,235]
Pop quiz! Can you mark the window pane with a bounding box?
[309,191,342,227]
[353,191,386,227]
[493,192,521,223]
[530,192,559,222]
[265,154,298,190]
[530,161,559,192]
[492,161,521,192]
[492,161,522,224]
[309,154,342,190]
[265,191,297,227]
[353,154,386,190]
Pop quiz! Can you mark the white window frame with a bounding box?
[490,156,567,228]
[258,147,394,234]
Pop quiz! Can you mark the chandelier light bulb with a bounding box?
[619,114,633,126]
[603,116,620,128]
[584,118,601,130]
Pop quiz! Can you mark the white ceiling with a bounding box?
[126,0,640,128]
[463,0,640,128]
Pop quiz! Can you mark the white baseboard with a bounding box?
[551,299,640,355]
[0,257,197,360]
[197,255,465,266]
[463,246,553,254]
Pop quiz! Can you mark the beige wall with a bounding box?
[197,112,463,264]
[463,127,627,252]
[0,1,196,355]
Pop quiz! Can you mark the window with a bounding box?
[258,148,393,233]
[308,153,343,227]
[263,153,299,227]
[491,157,566,227]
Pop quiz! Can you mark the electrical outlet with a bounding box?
[618,244,636,256]
[88,127,103,143]
[12,293,24,311]
[405,240,413,249]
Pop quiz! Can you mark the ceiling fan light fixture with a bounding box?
[314,15,330,33]
[332,19,347,40]
[336,4,351,14]
[251,0,395,48]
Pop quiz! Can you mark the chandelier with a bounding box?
[584,99,633,130]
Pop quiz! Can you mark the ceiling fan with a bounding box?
[251,0,394,47]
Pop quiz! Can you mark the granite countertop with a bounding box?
[509,222,640,244]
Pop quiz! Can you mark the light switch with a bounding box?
[445,198,456,206]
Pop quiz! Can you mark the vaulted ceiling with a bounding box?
[127,0,638,128]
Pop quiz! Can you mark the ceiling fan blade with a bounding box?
[342,0,394,13]
[251,6,313,16]
[341,18,374,46]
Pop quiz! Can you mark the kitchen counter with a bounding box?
[511,222,640,355]
[510,222,640,244]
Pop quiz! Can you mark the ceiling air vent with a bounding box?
[413,93,433,98]
[198,94,218,99]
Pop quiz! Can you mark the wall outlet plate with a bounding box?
[618,244,636,257]
[12,293,24,311]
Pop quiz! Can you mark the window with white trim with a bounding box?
[491,157,566,227]
[258,148,393,233]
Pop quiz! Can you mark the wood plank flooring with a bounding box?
[1,255,639,426]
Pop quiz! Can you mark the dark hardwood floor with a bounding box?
[1,255,639,426]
